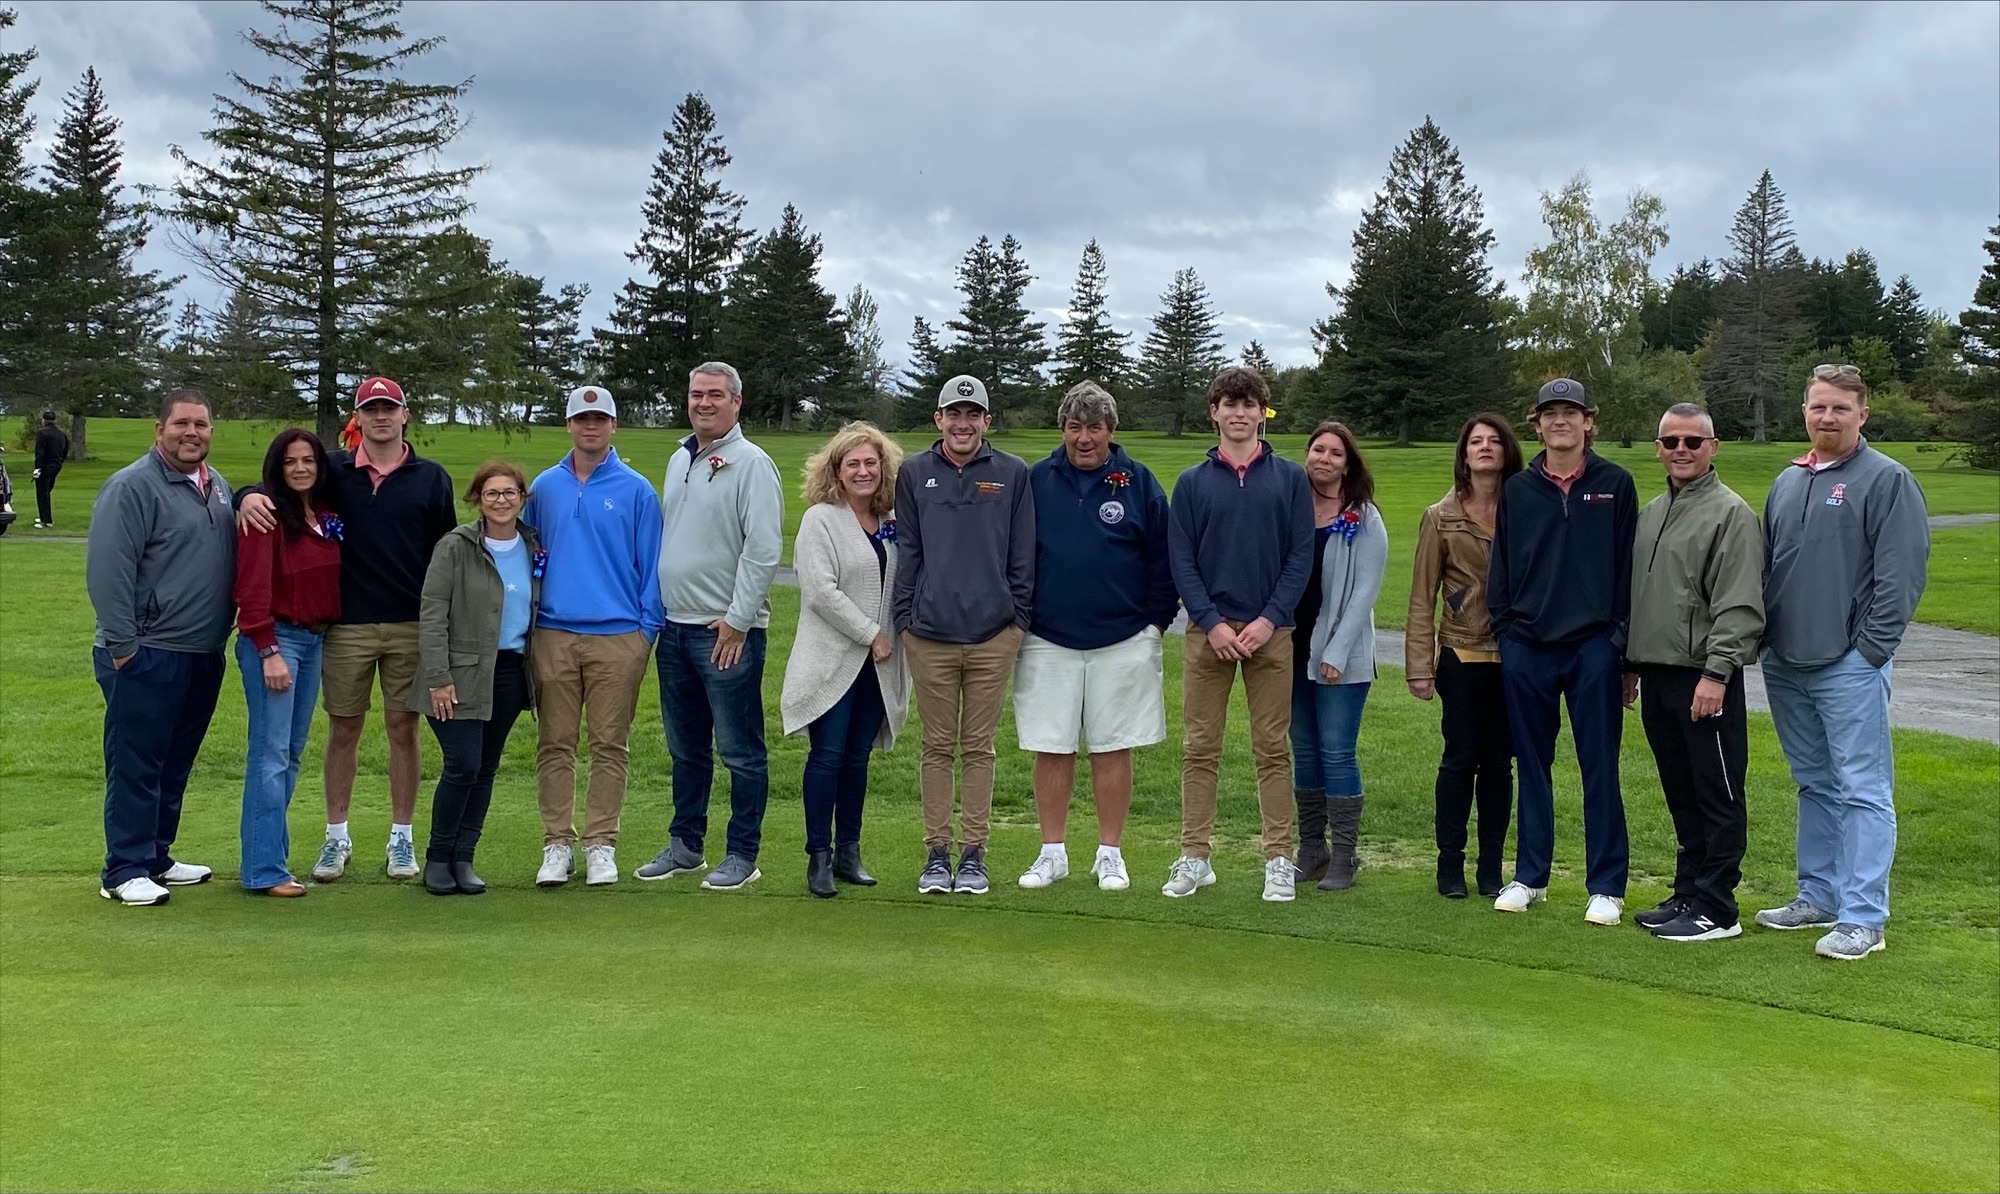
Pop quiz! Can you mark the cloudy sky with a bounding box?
[13,0,1999,372]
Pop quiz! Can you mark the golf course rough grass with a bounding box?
[2,421,1996,1192]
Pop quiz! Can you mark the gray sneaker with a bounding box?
[1161,856,1216,898]
[311,837,352,882]
[918,846,954,894]
[701,854,761,891]
[1753,898,1838,932]
[1815,922,1886,961]
[385,837,419,880]
[634,840,707,881]
[954,846,989,895]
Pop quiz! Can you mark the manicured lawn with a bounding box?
[1918,523,2000,635]
[2,539,1996,1190]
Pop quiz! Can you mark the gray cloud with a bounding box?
[15,0,1998,375]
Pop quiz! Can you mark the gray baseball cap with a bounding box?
[937,375,989,411]
[1533,377,1594,413]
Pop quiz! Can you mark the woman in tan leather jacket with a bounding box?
[1406,414,1523,899]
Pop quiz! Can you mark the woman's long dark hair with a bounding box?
[1306,420,1374,513]
[1452,413,1525,499]
[261,428,336,540]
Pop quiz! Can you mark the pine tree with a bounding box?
[897,315,954,430]
[1053,239,1132,392]
[508,276,588,423]
[943,234,1049,429]
[1318,118,1510,444]
[1948,223,2000,469]
[0,7,32,186]
[597,93,748,422]
[1884,275,1929,382]
[363,225,522,427]
[1641,260,1718,354]
[204,286,293,418]
[166,0,478,440]
[717,203,851,432]
[840,284,893,428]
[1800,248,1890,352]
[0,6,56,427]
[1702,170,1805,442]
[1138,267,1227,437]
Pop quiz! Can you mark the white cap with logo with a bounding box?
[565,386,616,419]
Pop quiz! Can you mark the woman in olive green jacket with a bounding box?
[409,461,542,895]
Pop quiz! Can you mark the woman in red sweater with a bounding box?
[233,429,342,897]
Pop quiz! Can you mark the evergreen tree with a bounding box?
[0,7,34,186]
[840,284,893,428]
[1884,275,1929,382]
[204,286,293,418]
[717,203,851,432]
[1241,340,1279,390]
[897,315,955,430]
[1702,170,1805,442]
[0,6,54,423]
[940,234,1048,429]
[597,93,748,422]
[508,276,588,423]
[1948,222,2000,469]
[1800,248,1889,352]
[1052,239,1132,392]
[1640,260,1718,353]
[363,225,522,427]
[1317,117,1510,444]
[1138,267,1227,437]
[166,0,478,439]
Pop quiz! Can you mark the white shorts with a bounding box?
[1014,627,1167,754]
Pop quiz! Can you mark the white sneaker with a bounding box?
[100,876,171,906]
[1493,881,1547,913]
[536,843,573,888]
[584,844,618,886]
[154,862,212,886]
[311,837,352,882]
[1091,854,1130,891]
[1161,856,1215,898]
[1584,894,1625,926]
[385,836,419,879]
[1262,856,1297,902]
[1018,854,1069,889]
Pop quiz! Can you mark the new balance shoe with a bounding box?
[918,846,954,894]
[1814,923,1886,960]
[701,854,761,891]
[1634,896,1688,930]
[1018,854,1068,889]
[535,843,573,888]
[1161,856,1215,898]
[954,846,989,895]
[1649,911,1743,942]
[1753,898,1838,932]
[1493,881,1547,913]
[634,840,706,881]
[100,876,170,906]
[311,837,352,882]
[1091,853,1130,891]
[583,844,618,886]
[1584,894,1625,926]
[1261,856,1296,902]
[153,862,213,886]
[385,837,419,880]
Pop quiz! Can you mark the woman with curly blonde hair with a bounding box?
[780,422,911,897]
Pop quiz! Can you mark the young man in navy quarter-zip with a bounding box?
[1486,378,1638,925]
[1163,367,1315,903]
[523,386,666,889]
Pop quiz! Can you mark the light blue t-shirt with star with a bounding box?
[488,536,532,652]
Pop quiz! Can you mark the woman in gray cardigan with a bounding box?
[1291,422,1387,892]
[780,423,912,898]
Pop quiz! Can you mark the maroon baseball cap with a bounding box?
[354,376,406,407]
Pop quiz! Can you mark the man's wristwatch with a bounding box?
[259,645,281,659]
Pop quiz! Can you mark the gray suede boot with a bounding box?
[1319,796,1363,891]
[1294,789,1330,883]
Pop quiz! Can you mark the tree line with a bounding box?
[2,1,1995,466]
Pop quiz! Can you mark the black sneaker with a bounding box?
[1649,911,1743,942]
[1634,897,1688,930]
[917,846,954,894]
[954,845,989,895]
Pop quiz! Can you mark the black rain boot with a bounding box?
[423,859,457,896]
[1319,797,1363,891]
[832,841,877,886]
[1294,789,1330,883]
[452,860,486,895]
[1474,854,1505,899]
[1436,851,1467,899]
[806,849,836,899]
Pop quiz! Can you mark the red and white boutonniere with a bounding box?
[1104,470,1131,491]
[707,455,729,482]
[1335,508,1364,543]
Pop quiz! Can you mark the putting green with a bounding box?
[2,880,1992,1192]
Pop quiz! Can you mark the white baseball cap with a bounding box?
[565,386,616,419]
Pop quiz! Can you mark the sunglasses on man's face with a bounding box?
[1656,435,1711,450]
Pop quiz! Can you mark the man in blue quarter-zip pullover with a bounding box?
[523,385,665,889]
[1014,382,1178,894]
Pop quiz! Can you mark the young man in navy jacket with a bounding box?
[1486,379,1638,926]
[1015,382,1179,894]
[1164,367,1315,903]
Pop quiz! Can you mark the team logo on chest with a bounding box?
[1826,482,1847,507]
[1099,500,1126,525]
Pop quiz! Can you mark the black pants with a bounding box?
[34,464,58,524]
[425,651,528,863]
[93,646,225,887]
[1637,664,1748,923]
[1434,649,1513,872]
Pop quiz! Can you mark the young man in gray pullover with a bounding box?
[86,391,236,906]
[1753,365,1929,961]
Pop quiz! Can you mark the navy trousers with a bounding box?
[95,645,225,888]
[1499,632,1629,896]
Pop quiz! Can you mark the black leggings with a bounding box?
[425,651,527,863]
[1434,650,1514,865]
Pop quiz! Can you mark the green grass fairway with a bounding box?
[2,533,1996,1190]
[1919,523,2000,635]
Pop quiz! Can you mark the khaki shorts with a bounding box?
[321,622,421,717]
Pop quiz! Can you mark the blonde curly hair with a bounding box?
[802,421,902,516]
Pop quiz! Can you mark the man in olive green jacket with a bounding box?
[1623,403,1765,942]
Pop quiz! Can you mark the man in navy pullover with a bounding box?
[1014,383,1178,894]
[1163,367,1315,903]
[1486,379,1638,925]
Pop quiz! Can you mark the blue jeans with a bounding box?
[234,625,325,889]
[1762,648,1897,929]
[803,663,886,852]
[1290,668,1370,797]
[658,621,770,861]
[93,645,225,888]
[1500,632,1628,896]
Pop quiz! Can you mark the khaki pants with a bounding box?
[903,625,1024,850]
[1181,622,1295,860]
[532,628,651,846]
